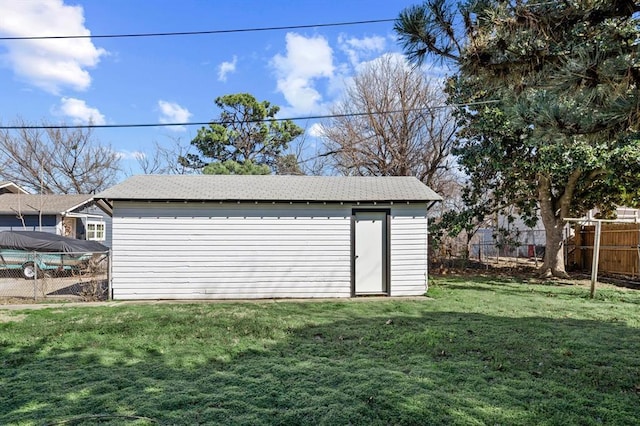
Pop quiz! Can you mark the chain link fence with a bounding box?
[431,227,550,267]
[470,228,548,263]
[0,251,109,302]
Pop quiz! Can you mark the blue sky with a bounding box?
[0,0,423,175]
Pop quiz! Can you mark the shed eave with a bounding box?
[96,197,442,205]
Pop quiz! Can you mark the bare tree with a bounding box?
[278,127,332,176]
[321,54,457,194]
[137,137,199,175]
[0,119,120,194]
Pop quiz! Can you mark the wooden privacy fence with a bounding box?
[573,223,640,277]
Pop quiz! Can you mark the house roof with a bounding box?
[96,175,442,203]
[0,194,94,215]
[0,181,28,195]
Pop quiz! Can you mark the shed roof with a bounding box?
[0,194,94,215]
[96,175,442,203]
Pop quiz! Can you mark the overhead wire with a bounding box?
[0,19,396,41]
[0,100,500,130]
[0,0,582,41]
[0,15,475,132]
[0,17,499,132]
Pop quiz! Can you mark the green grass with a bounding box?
[1,277,640,425]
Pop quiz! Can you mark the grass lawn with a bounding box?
[1,276,639,425]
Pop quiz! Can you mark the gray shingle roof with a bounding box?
[0,194,94,215]
[96,175,442,202]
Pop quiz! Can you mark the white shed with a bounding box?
[96,175,441,300]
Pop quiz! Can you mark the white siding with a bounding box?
[111,202,352,299]
[389,207,428,296]
[111,202,431,300]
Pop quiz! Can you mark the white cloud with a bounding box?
[354,52,408,73]
[307,123,325,138]
[55,97,106,125]
[217,55,238,82]
[338,34,386,68]
[116,150,145,160]
[271,33,335,115]
[346,35,386,51]
[0,0,106,94]
[157,100,192,132]
[354,51,449,83]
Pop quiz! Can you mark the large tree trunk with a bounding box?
[539,213,567,278]
[538,175,572,278]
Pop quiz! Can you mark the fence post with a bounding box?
[564,226,568,268]
[108,252,112,301]
[574,225,582,269]
[531,230,539,268]
[636,226,640,278]
[590,221,602,299]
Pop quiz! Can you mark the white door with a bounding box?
[354,211,386,294]
[62,217,76,238]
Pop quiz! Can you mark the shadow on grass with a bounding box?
[596,276,640,291]
[435,276,640,305]
[433,274,578,287]
[430,276,582,302]
[1,306,639,425]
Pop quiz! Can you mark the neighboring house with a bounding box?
[472,209,547,259]
[0,193,111,247]
[0,181,28,195]
[96,175,442,300]
[586,206,640,221]
[471,205,640,260]
[614,206,640,220]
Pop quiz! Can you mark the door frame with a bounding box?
[61,216,77,239]
[351,208,391,297]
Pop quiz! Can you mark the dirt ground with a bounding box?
[431,257,640,292]
[0,273,108,305]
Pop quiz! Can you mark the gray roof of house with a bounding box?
[96,175,442,202]
[0,194,94,215]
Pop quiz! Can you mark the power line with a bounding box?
[0,19,396,41]
[0,101,499,130]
